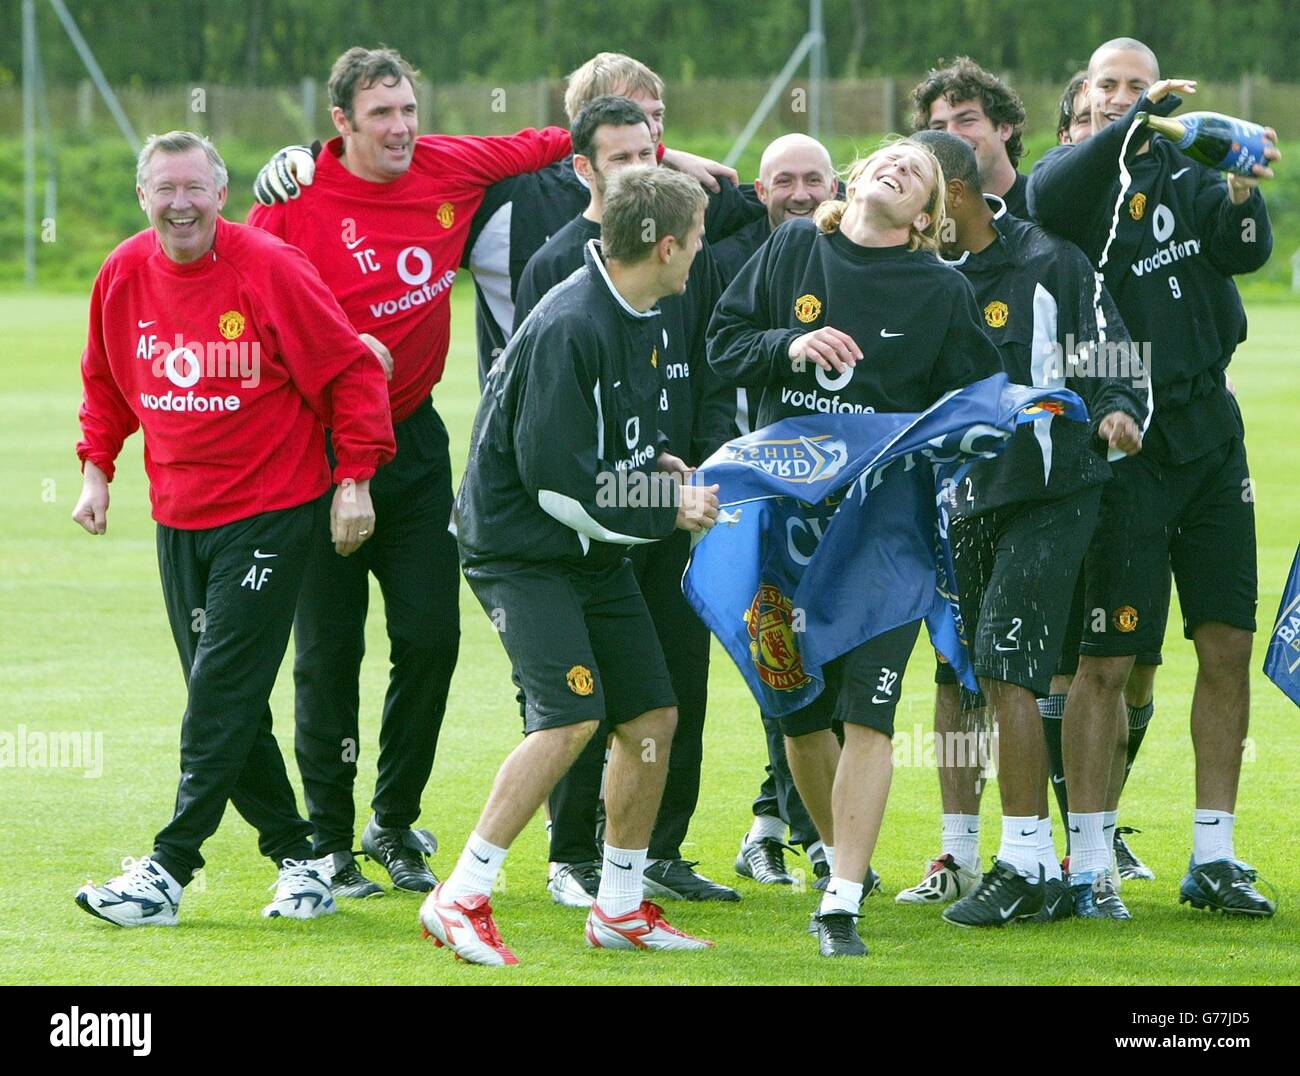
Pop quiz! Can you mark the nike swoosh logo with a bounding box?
[880,330,904,338]
[1052,775,1065,785]
[471,851,489,864]
[253,550,278,559]
[612,860,634,871]
[1000,897,1024,920]
[1068,825,1081,834]
[1019,829,1037,837]
[994,643,1019,652]
[137,320,156,329]
[871,695,892,704]
[1195,819,1221,825]
[1171,167,1190,179]
[345,237,367,250]
[1201,875,1222,893]
[966,827,979,834]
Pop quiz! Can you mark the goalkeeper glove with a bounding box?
[252,141,322,205]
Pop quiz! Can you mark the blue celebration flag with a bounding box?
[682,374,1088,716]
[1264,542,1300,708]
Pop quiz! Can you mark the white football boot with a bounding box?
[585,900,714,951]
[895,853,981,904]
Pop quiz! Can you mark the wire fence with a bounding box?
[2,75,1293,148]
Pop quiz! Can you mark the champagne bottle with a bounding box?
[1134,111,1272,175]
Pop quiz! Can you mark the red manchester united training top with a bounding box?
[77,216,396,529]
[247,126,572,423]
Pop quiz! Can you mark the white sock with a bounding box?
[818,877,863,916]
[998,815,1042,880]
[444,831,507,901]
[823,845,836,874]
[1068,812,1108,879]
[1193,810,1235,865]
[1037,818,1061,881]
[1103,810,1118,855]
[595,844,646,917]
[747,814,786,844]
[941,813,981,872]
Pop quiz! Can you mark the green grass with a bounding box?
[1,284,1297,985]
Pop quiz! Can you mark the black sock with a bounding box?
[1124,701,1154,780]
[1038,694,1069,845]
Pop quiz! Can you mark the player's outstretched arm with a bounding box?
[427,127,571,189]
[661,146,739,193]
[1200,149,1278,276]
[1027,90,1183,239]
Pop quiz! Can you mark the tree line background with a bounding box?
[3,0,1299,289]
[2,0,1299,88]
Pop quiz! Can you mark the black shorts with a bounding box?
[949,487,1101,697]
[779,620,922,739]
[464,558,677,734]
[1080,438,1257,658]
[1055,570,1165,675]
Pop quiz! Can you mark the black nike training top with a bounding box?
[1028,93,1271,463]
[706,217,1003,429]
[455,240,679,568]
[943,202,1150,515]
[513,213,735,466]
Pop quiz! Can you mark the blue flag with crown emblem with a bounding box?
[682,374,1088,716]
[1264,543,1300,708]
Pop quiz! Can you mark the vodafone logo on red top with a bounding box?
[164,346,202,388]
[396,246,433,285]
[369,244,456,319]
[131,320,261,415]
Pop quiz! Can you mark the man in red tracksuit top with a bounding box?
[73,130,395,929]
[246,47,572,898]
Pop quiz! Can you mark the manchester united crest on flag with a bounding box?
[744,585,811,691]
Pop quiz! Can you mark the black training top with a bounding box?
[707,217,1003,429]
[1028,93,1271,463]
[943,201,1150,515]
[513,214,734,465]
[455,240,679,568]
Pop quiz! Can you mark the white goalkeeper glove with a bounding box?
[253,143,319,205]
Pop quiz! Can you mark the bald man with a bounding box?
[712,134,835,283]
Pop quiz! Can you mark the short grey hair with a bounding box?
[136,131,229,191]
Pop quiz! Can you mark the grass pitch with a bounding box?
[0,284,1297,985]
